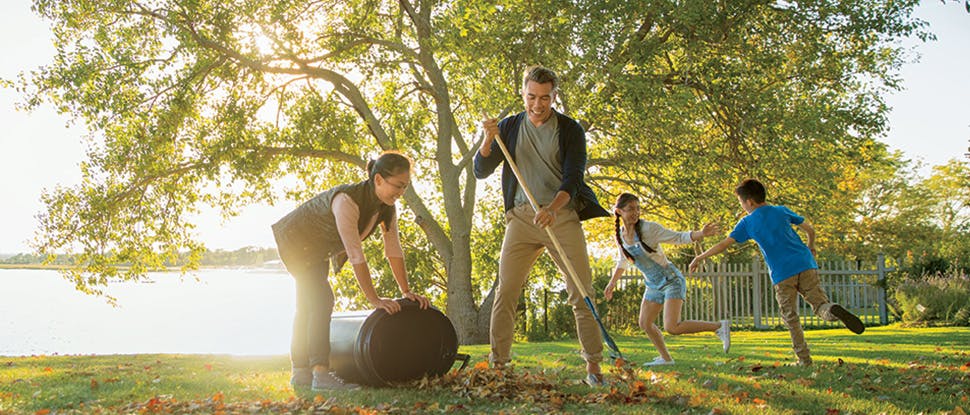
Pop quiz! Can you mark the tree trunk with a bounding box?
[475,285,496,345]
[444,232,492,344]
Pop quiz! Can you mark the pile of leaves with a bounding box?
[408,359,695,412]
[412,361,568,404]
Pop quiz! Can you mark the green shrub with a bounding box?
[893,275,970,325]
[521,289,577,341]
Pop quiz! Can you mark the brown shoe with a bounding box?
[831,304,865,334]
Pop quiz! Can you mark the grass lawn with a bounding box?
[1,324,968,414]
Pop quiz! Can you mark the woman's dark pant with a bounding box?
[291,264,334,369]
[275,235,335,369]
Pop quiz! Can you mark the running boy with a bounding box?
[688,179,864,366]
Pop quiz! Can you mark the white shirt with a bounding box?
[615,220,692,269]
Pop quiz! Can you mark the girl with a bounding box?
[603,193,730,366]
[272,151,430,390]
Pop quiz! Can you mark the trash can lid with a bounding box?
[361,303,459,384]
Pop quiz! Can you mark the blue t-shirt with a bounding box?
[729,205,817,284]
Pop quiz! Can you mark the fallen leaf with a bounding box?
[689,394,704,406]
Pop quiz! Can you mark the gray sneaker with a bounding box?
[583,372,606,387]
[311,371,359,391]
[290,367,312,388]
[715,319,731,353]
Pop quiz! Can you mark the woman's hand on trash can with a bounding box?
[403,291,430,309]
[373,297,402,314]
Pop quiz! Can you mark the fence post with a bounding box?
[752,258,764,329]
[877,253,888,325]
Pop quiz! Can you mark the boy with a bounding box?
[688,179,864,366]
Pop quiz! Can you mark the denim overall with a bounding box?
[623,241,687,303]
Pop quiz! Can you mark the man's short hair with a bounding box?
[735,179,766,203]
[522,65,559,92]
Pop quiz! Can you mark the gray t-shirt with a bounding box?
[514,114,573,210]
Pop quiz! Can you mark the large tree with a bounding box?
[16,0,928,342]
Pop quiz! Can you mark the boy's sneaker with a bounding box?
[830,304,865,334]
[290,367,312,388]
[311,371,359,391]
[583,372,606,387]
[715,319,731,353]
[642,356,675,366]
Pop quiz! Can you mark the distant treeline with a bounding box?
[0,247,280,268]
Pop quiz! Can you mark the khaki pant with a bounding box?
[490,204,603,365]
[773,268,838,364]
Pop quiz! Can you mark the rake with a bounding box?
[485,123,625,362]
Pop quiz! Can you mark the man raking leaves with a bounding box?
[474,65,626,387]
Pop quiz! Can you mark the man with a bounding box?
[474,65,610,386]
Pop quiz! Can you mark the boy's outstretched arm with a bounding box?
[688,237,736,273]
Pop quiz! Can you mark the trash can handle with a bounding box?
[454,353,471,372]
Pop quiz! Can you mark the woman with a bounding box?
[603,193,730,366]
[272,151,430,390]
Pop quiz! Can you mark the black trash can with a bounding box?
[329,299,468,386]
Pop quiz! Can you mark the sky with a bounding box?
[1,2,968,255]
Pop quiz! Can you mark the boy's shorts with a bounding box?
[643,275,687,304]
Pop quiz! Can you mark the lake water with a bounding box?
[0,268,297,356]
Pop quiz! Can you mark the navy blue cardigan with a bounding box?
[473,111,609,221]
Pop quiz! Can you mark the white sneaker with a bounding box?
[716,319,731,353]
[642,356,675,366]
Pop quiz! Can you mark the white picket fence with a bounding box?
[609,255,893,329]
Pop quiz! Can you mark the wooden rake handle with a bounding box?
[487,128,592,300]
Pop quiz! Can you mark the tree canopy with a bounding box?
[14,0,935,342]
